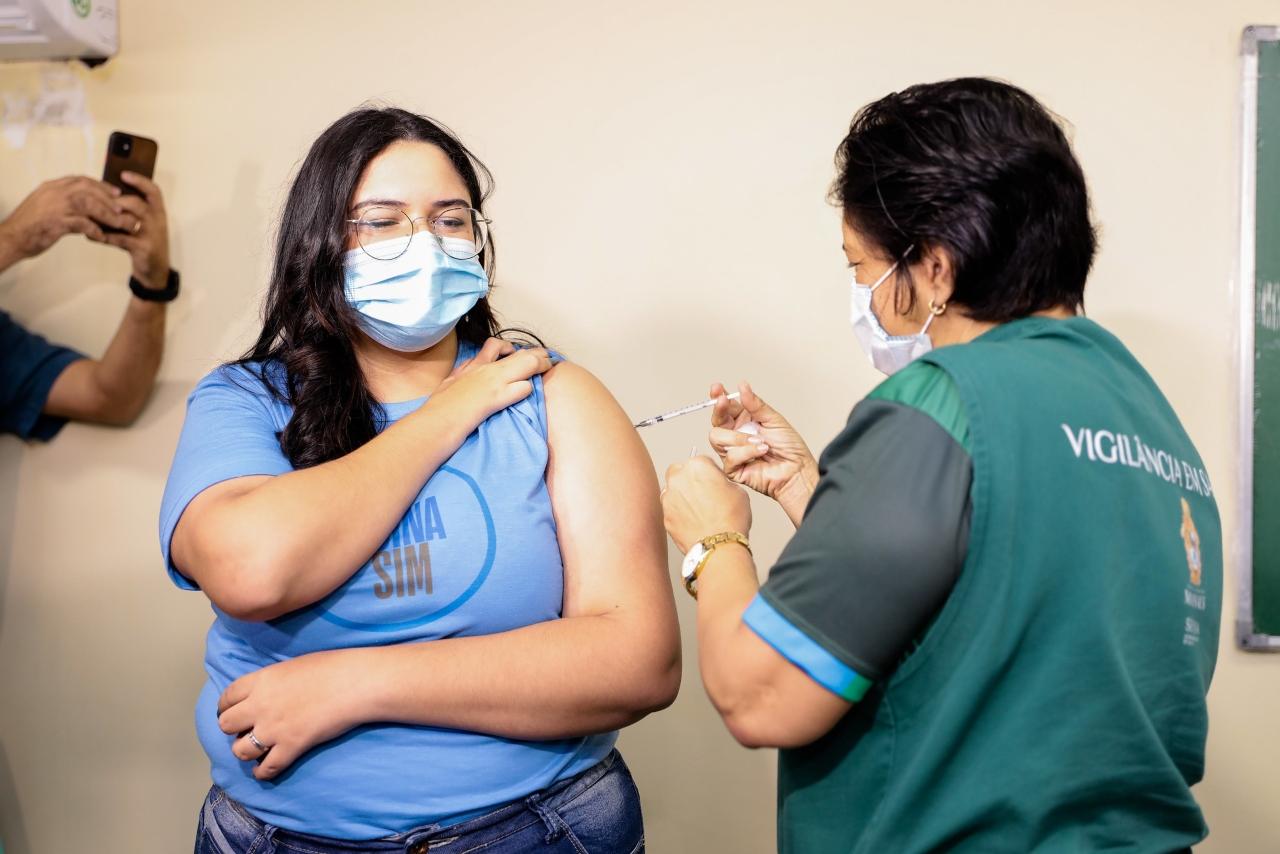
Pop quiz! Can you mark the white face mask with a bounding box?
[848,250,935,376]
[343,235,489,353]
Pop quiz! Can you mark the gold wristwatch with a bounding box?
[681,532,751,598]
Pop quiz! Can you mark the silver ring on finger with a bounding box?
[247,731,269,753]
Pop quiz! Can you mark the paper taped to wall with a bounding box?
[0,65,92,149]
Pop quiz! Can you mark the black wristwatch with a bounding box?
[129,268,180,303]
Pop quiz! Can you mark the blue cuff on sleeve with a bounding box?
[743,594,873,702]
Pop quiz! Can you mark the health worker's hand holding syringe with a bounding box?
[704,382,819,528]
[638,382,821,530]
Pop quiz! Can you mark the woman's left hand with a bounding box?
[662,455,753,554]
[217,649,369,781]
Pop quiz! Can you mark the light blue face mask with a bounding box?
[343,235,489,352]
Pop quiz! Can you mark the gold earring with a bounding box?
[928,298,948,317]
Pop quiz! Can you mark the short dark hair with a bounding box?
[831,78,1097,322]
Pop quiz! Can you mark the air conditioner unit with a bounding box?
[0,0,117,66]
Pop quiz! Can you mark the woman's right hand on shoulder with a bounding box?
[429,338,553,429]
[708,382,819,517]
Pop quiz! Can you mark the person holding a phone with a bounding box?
[0,165,176,439]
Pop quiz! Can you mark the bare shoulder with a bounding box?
[541,360,626,425]
[542,360,611,402]
[540,360,646,456]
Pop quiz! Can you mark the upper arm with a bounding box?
[0,311,86,439]
[737,393,972,744]
[541,361,679,641]
[160,368,293,591]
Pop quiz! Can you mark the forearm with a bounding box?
[343,611,681,740]
[695,546,853,748]
[89,297,167,422]
[193,404,470,619]
[694,547,774,719]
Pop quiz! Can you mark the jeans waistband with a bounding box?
[214,749,622,852]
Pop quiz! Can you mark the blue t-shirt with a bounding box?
[158,342,615,839]
[0,309,84,440]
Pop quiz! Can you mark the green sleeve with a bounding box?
[747,364,973,691]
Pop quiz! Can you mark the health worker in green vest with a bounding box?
[661,77,1221,854]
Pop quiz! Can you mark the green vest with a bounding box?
[778,317,1221,853]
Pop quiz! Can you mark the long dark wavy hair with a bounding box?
[236,107,507,469]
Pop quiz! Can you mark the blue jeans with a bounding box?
[195,750,644,854]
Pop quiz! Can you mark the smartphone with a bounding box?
[103,131,157,193]
[102,131,157,231]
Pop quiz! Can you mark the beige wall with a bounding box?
[0,1,1277,850]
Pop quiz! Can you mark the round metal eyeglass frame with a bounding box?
[346,206,492,261]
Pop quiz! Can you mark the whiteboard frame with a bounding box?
[1237,25,1280,650]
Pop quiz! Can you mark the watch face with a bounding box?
[681,543,707,581]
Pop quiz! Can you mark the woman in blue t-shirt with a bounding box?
[160,107,679,853]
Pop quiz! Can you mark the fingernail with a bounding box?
[746,437,761,445]
[758,445,770,453]
[690,447,698,458]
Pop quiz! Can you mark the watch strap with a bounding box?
[129,268,180,302]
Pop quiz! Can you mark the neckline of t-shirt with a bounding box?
[374,338,479,420]
[378,395,430,420]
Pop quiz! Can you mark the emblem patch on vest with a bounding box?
[1180,498,1207,647]
[1180,497,1203,588]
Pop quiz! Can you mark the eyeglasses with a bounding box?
[346,206,492,261]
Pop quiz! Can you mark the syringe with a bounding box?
[634,392,741,428]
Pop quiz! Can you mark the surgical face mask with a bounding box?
[343,235,489,353]
[848,252,935,376]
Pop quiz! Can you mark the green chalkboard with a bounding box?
[1241,26,1280,649]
